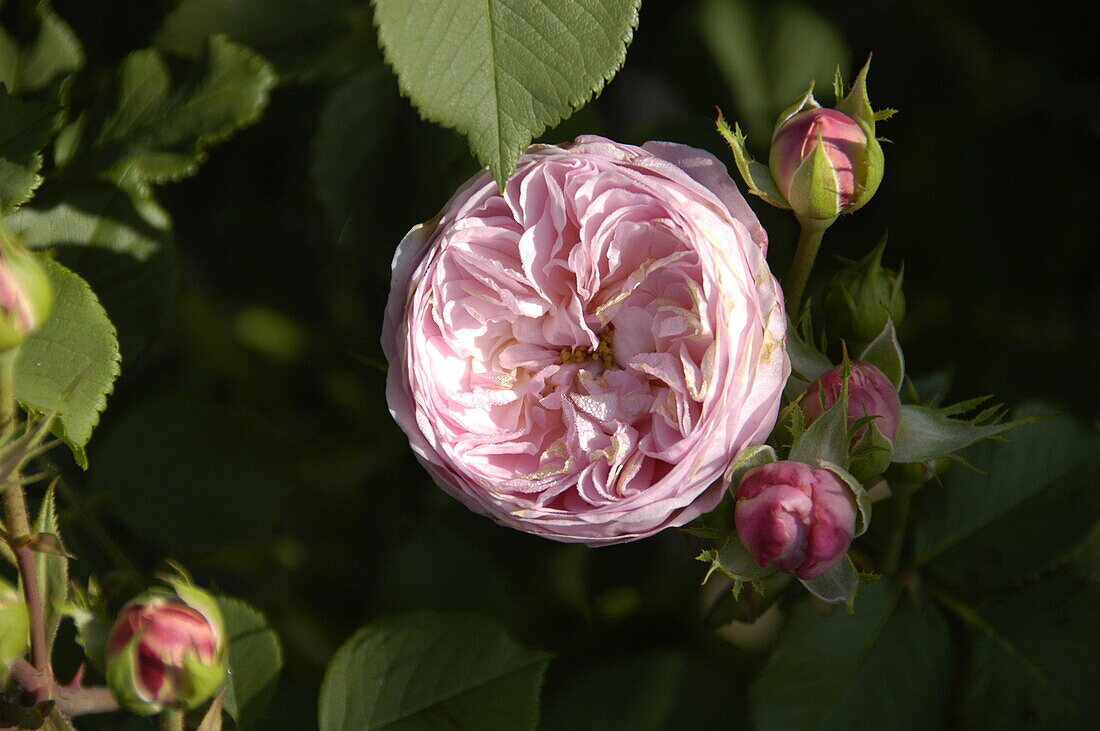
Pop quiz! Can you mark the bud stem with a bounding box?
[784,216,834,316]
[161,708,185,731]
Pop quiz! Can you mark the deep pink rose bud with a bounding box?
[801,360,901,442]
[106,583,226,715]
[734,461,857,580]
[769,108,879,220]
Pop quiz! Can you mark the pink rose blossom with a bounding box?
[801,360,901,442]
[734,461,857,579]
[383,137,788,544]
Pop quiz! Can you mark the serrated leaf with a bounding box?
[0,4,84,94]
[750,581,952,730]
[318,611,551,731]
[954,573,1100,729]
[14,258,120,468]
[33,484,67,652]
[7,182,179,361]
[89,395,294,554]
[914,415,1100,588]
[216,596,283,727]
[373,0,640,187]
[155,0,374,83]
[65,35,274,186]
[0,86,59,211]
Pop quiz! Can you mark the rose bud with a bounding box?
[0,226,52,352]
[825,240,905,348]
[769,107,880,221]
[0,576,29,669]
[384,136,789,544]
[800,360,902,443]
[106,582,226,715]
[734,461,858,580]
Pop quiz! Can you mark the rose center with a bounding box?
[555,325,615,369]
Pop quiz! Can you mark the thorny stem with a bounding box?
[784,216,834,316]
[10,659,120,717]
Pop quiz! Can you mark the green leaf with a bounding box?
[914,415,1100,588]
[155,0,374,83]
[892,402,1031,464]
[0,86,59,211]
[373,0,641,187]
[7,182,179,361]
[67,35,275,186]
[0,4,84,94]
[790,375,850,468]
[750,581,953,730]
[14,258,120,467]
[33,483,67,651]
[216,596,283,727]
[318,611,551,731]
[88,395,294,554]
[953,573,1100,729]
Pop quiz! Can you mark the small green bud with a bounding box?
[825,239,905,348]
[0,576,30,669]
[0,224,52,352]
[105,579,227,715]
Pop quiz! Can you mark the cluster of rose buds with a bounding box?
[105,581,227,716]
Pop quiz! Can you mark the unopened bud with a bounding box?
[0,577,29,669]
[825,240,905,347]
[0,226,52,351]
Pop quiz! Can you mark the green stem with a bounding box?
[881,485,914,576]
[0,349,16,439]
[161,707,185,731]
[784,216,834,316]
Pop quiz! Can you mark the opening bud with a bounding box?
[734,461,858,580]
[0,225,52,352]
[105,580,227,716]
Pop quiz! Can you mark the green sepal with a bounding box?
[858,319,905,391]
[791,359,851,469]
[834,57,876,131]
[892,401,1043,464]
[106,629,162,716]
[715,111,788,208]
[833,57,887,213]
[783,314,833,400]
[179,648,228,711]
[799,554,859,609]
[168,578,226,649]
[847,124,885,213]
[725,444,778,492]
[816,460,871,537]
[772,81,820,135]
[698,531,775,586]
[849,419,894,483]
[825,236,906,347]
[68,577,111,674]
[32,482,67,654]
[704,572,793,628]
[788,129,843,220]
[0,575,29,669]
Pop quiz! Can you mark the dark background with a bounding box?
[43,0,1098,728]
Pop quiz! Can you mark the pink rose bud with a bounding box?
[734,461,857,579]
[0,226,52,352]
[106,583,226,715]
[801,361,901,442]
[769,108,877,220]
[383,136,789,544]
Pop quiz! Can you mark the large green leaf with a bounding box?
[0,3,84,94]
[8,182,179,361]
[88,395,294,554]
[216,596,283,727]
[64,35,275,186]
[14,258,120,468]
[0,87,58,211]
[749,581,953,730]
[373,0,641,186]
[155,0,374,83]
[913,415,1100,589]
[954,573,1100,730]
[318,611,552,731]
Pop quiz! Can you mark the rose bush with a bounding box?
[384,136,788,544]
